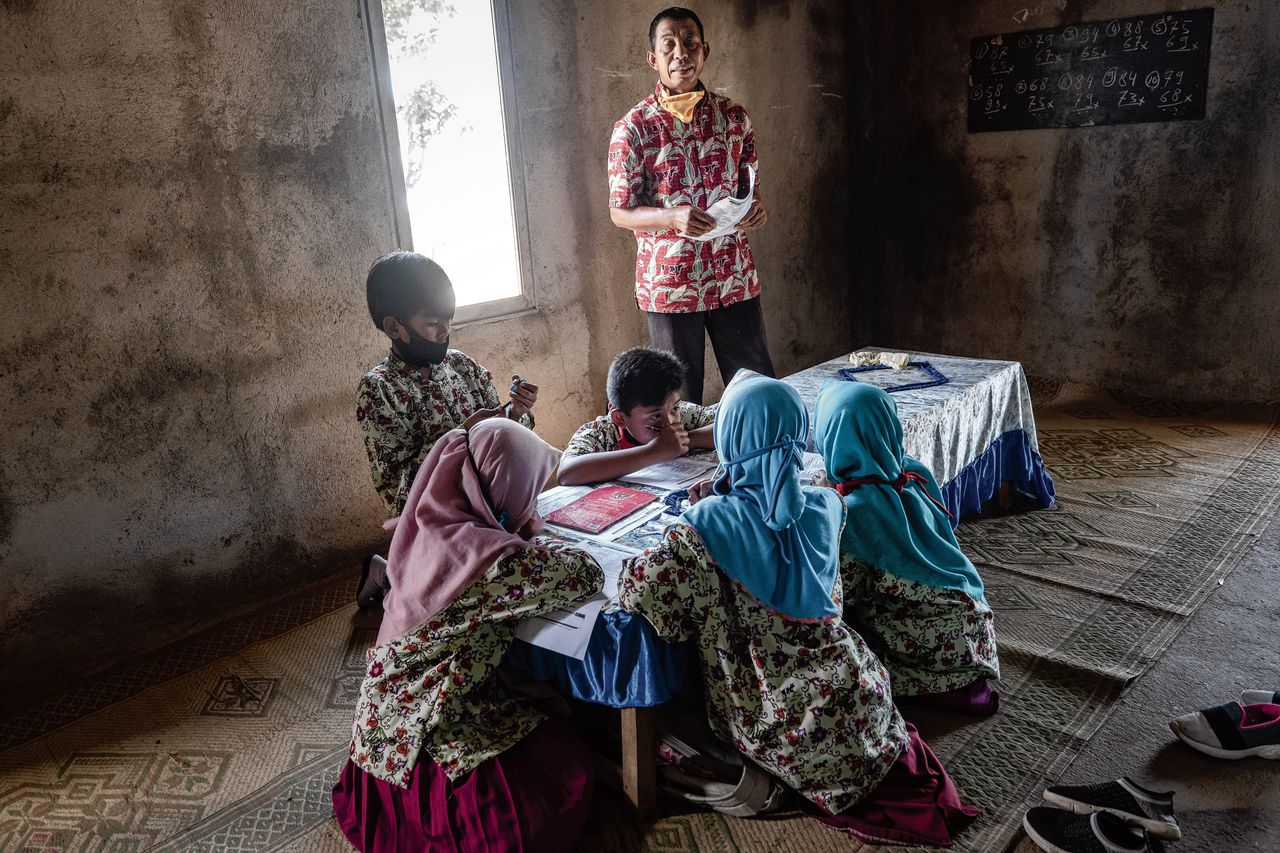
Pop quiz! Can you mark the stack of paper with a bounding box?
[514,538,638,660]
[618,456,718,490]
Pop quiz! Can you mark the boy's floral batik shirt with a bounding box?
[562,401,716,460]
[608,84,761,314]
[357,349,533,516]
[618,522,909,815]
[348,538,604,787]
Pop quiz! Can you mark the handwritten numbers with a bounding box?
[969,9,1210,132]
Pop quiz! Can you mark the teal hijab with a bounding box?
[682,374,845,620]
[814,382,987,604]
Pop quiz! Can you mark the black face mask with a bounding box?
[395,327,450,367]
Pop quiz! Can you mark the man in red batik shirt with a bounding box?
[607,6,776,404]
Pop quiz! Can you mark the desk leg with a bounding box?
[620,706,657,819]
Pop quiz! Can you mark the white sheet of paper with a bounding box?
[514,539,639,659]
[536,484,591,517]
[593,501,666,542]
[801,451,826,485]
[689,166,755,242]
[514,594,605,661]
[618,456,718,490]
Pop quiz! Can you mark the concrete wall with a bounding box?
[0,0,856,696]
[852,0,1279,400]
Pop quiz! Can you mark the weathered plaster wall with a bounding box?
[473,0,857,412]
[853,0,1279,400]
[0,0,855,697]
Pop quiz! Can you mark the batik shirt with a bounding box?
[348,538,604,786]
[608,84,761,314]
[618,522,909,815]
[357,349,534,516]
[840,554,1000,697]
[561,401,716,459]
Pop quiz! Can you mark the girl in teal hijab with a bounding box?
[616,374,982,842]
[815,382,1001,716]
[683,373,845,619]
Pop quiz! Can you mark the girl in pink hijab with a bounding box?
[334,418,604,853]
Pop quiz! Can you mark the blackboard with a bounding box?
[968,8,1213,132]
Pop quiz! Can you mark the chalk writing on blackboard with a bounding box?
[968,9,1213,132]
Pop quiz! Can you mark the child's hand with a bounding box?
[688,478,714,504]
[651,412,689,460]
[463,407,505,430]
[507,375,538,419]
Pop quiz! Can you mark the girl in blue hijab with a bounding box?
[617,374,980,845]
[815,382,1001,716]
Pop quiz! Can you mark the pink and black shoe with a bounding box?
[1169,701,1280,760]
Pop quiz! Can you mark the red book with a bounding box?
[545,486,657,535]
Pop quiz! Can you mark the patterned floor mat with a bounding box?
[2,381,1277,853]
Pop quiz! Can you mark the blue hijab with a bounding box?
[682,375,845,620]
[814,382,987,604]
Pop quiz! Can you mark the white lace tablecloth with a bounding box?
[783,349,1041,486]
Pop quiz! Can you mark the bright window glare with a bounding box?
[385,2,521,308]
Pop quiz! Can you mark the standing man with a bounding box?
[608,6,776,404]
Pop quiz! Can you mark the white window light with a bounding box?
[363,0,535,324]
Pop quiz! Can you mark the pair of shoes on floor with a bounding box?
[1023,776,1178,852]
[1169,689,1280,759]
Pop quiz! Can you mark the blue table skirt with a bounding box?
[938,428,1056,528]
[506,427,1056,707]
[505,609,696,708]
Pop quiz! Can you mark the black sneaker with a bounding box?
[1042,776,1179,840]
[1023,807,1148,853]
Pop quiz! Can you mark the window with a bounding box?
[363,0,534,324]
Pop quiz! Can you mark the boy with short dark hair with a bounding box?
[557,347,714,486]
[357,251,539,518]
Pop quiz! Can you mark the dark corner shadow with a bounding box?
[1145,738,1229,782]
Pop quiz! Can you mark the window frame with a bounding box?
[361,0,537,327]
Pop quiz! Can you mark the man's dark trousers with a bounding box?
[646,297,776,405]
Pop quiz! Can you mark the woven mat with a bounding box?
[1,381,1277,852]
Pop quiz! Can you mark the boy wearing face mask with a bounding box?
[557,347,714,486]
[357,251,539,518]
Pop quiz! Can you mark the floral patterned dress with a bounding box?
[840,554,1000,697]
[348,539,604,786]
[618,522,908,815]
[356,349,534,516]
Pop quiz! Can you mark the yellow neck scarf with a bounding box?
[659,86,705,123]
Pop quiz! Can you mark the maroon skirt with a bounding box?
[332,719,595,853]
[811,723,981,848]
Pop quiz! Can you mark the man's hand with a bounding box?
[669,205,715,238]
[688,478,714,504]
[507,375,538,420]
[462,407,504,430]
[650,412,690,460]
[737,197,767,231]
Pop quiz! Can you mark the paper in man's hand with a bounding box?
[689,166,755,242]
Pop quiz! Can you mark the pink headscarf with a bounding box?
[376,418,562,644]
